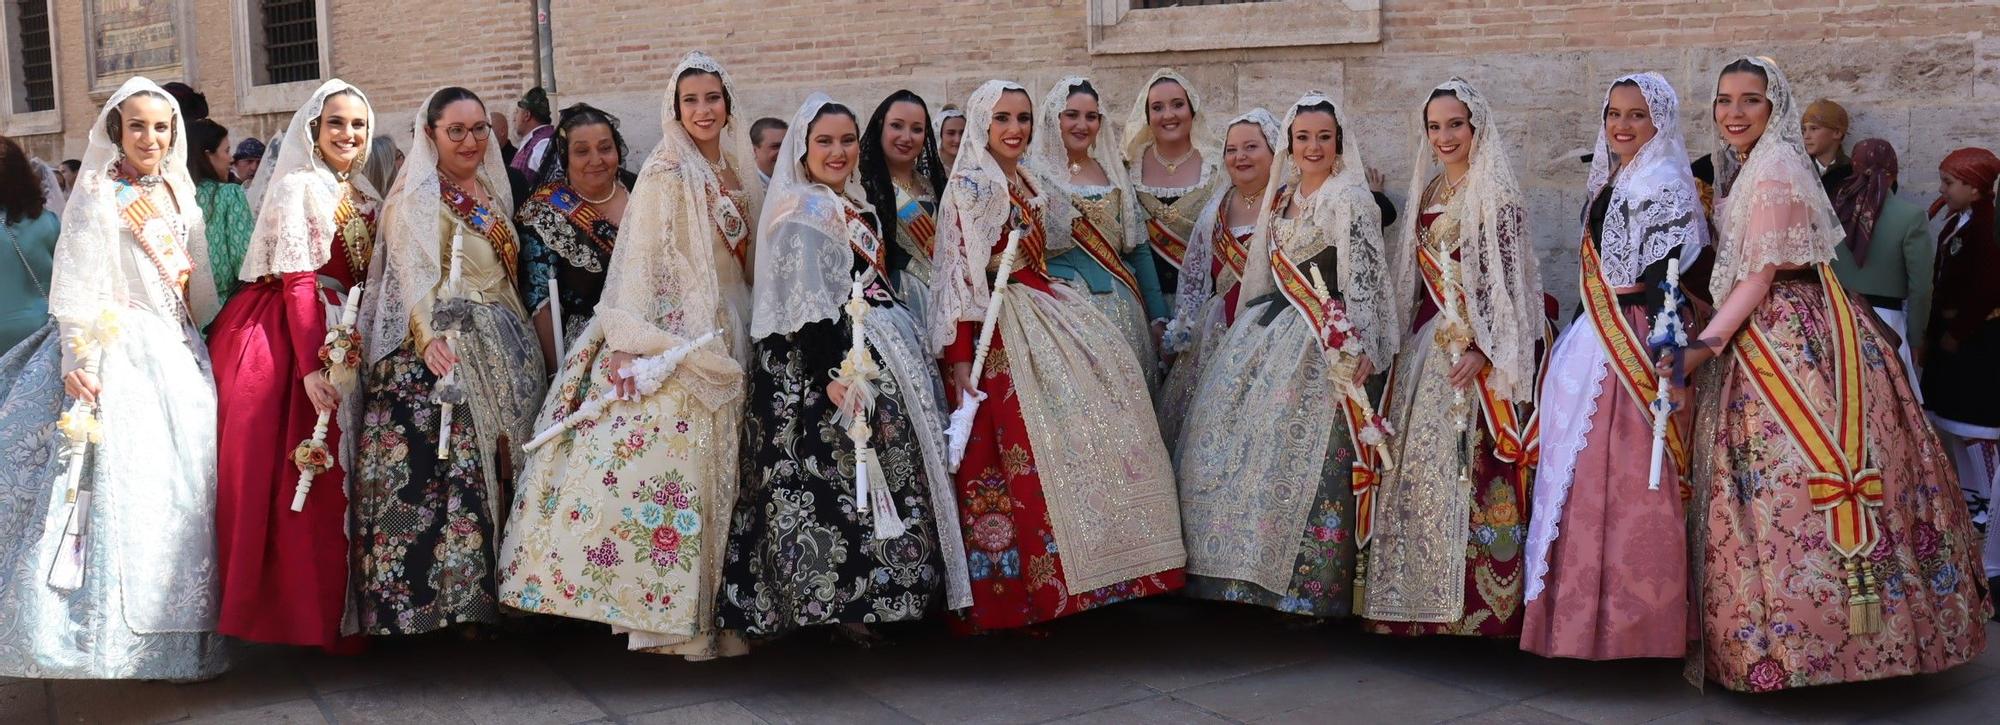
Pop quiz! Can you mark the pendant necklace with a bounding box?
[1152,145,1196,175]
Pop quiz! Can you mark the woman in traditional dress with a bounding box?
[1365,80,1546,638]
[719,93,967,642]
[858,90,948,346]
[1033,77,1166,387]
[209,80,378,653]
[1922,147,2000,602]
[515,103,633,369]
[1158,108,1281,447]
[936,106,966,175]
[1176,93,1391,618]
[0,77,228,679]
[1124,69,1223,332]
[498,53,761,658]
[1521,73,1707,659]
[188,119,253,303]
[351,87,545,637]
[1683,56,1988,692]
[931,80,1184,632]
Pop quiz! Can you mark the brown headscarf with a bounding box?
[1803,99,1850,163]
[1829,138,1896,264]
[1928,147,2000,219]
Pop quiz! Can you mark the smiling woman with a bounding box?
[207,79,382,654]
[513,103,632,368]
[716,94,964,643]
[0,77,228,680]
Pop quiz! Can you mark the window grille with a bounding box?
[260,0,319,85]
[16,0,55,112]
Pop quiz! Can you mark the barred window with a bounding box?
[11,0,55,112]
[255,0,319,86]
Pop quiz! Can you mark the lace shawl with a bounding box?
[926,80,1077,354]
[50,77,219,329]
[1234,92,1395,366]
[241,79,383,281]
[1388,78,1545,400]
[1585,72,1708,287]
[1708,56,1842,302]
[750,92,877,340]
[1171,108,1280,341]
[591,51,761,410]
[360,86,513,365]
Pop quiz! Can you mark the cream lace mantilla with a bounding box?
[1707,57,1841,302]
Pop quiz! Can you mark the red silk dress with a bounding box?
[943,186,1184,633]
[209,194,374,652]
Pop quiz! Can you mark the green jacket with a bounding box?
[1830,193,1933,346]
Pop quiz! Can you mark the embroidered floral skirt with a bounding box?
[1178,297,1355,617]
[352,347,502,635]
[0,321,229,679]
[718,318,944,636]
[1361,315,1529,637]
[498,323,739,657]
[1691,279,1990,691]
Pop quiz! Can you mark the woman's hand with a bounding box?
[62,370,101,405]
[608,351,639,400]
[303,370,340,414]
[423,339,459,377]
[1655,338,1718,384]
[1352,355,1376,386]
[1448,349,1487,390]
[828,379,851,411]
[951,362,975,399]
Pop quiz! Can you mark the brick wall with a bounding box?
[13,0,1999,306]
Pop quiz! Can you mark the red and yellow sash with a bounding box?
[1002,183,1050,279]
[535,184,615,256]
[897,197,937,260]
[1578,240,1689,474]
[1415,244,1529,464]
[1271,243,1331,343]
[1346,386,1390,548]
[441,179,521,284]
[1070,213,1141,297]
[1209,199,1249,282]
[1732,266,1882,560]
[1147,217,1187,270]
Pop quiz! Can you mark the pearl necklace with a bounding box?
[1151,145,1197,175]
[575,182,620,205]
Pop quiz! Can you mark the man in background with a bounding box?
[231,138,266,185]
[511,87,555,177]
[750,117,787,186]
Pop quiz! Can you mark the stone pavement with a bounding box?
[2,600,1995,725]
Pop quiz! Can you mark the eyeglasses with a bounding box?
[441,123,492,143]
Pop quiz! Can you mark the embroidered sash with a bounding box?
[715,188,751,270]
[334,184,377,275]
[440,179,520,284]
[896,196,937,260]
[1070,211,1141,297]
[538,185,616,255]
[1146,217,1187,271]
[1578,240,1689,473]
[845,203,889,283]
[1415,244,1528,463]
[113,181,193,310]
[998,184,1050,279]
[1732,265,1882,559]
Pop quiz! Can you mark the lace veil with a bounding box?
[51,76,219,328]
[1707,56,1842,302]
[749,92,875,339]
[590,51,760,409]
[361,86,512,364]
[927,80,1075,353]
[1032,76,1143,253]
[1389,78,1545,400]
[241,79,381,281]
[1171,107,1280,340]
[1583,73,1709,288]
[1121,69,1217,166]
[1234,92,1395,366]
